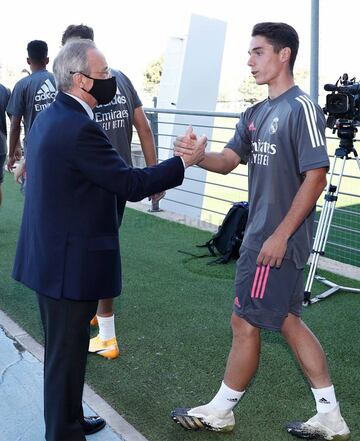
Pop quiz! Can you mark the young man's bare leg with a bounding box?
[224,314,261,391]
[281,313,331,388]
[282,313,350,440]
[96,298,114,317]
[171,314,260,431]
[88,298,119,359]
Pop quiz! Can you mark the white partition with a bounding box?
[157,14,227,219]
[157,36,185,162]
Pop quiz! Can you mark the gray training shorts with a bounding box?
[233,246,304,331]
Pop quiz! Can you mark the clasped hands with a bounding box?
[173,126,207,167]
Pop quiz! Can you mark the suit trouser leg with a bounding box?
[37,294,98,441]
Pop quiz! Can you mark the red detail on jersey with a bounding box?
[248,121,256,132]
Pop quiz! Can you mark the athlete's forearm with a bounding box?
[9,117,21,157]
[198,150,241,175]
[139,130,157,166]
[134,107,157,166]
[273,168,327,240]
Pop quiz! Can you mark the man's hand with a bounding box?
[256,232,288,268]
[174,126,207,167]
[7,155,16,172]
[174,126,198,157]
[7,145,22,172]
[13,158,26,183]
[148,191,166,203]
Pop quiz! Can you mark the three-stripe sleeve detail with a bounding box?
[295,95,324,148]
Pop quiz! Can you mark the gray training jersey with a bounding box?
[6,70,56,144]
[93,69,142,166]
[226,86,329,268]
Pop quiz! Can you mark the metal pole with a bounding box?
[310,0,319,103]
[151,96,159,152]
[149,96,162,212]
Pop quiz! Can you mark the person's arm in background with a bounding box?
[7,115,22,171]
[134,106,164,203]
[134,106,157,165]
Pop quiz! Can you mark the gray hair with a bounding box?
[53,39,96,92]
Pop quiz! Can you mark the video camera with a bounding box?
[323,74,360,130]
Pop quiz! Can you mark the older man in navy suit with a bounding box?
[12,39,206,441]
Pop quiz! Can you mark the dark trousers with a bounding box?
[37,294,98,441]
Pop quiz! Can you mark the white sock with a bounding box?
[311,385,337,413]
[97,315,115,341]
[209,381,245,412]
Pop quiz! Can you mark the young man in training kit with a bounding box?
[171,22,350,441]
[7,40,56,177]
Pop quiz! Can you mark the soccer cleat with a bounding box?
[171,404,235,432]
[88,335,120,360]
[90,315,98,326]
[285,404,350,440]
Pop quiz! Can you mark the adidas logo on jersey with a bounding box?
[35,79,56,102]
[248,121,256,131]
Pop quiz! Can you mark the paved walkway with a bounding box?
[0,310,149,441]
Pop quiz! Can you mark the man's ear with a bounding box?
[45,57,49,65]
[73,72,86,90]
[280,47,291,64]
[26,57,31,66]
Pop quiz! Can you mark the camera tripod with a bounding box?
[304,121,360,305]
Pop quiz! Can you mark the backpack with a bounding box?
[179,201,249,264]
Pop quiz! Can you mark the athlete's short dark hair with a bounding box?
[252,22,299,74]
[27,40,48,62]
[61,24,94,46]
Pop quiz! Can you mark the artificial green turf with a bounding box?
[0,172,359,441]
[315,204,360,267]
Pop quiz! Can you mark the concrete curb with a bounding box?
[0,309,149,441]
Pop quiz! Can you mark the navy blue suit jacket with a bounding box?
[13,92,184,301]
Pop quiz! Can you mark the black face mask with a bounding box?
[81,73,117,105]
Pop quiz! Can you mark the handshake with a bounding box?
[173,126,207,168]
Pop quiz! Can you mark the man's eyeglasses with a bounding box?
[70,68,111,79]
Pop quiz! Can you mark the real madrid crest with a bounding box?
[269,117,279,134]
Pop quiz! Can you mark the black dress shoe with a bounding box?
[81,416,106,435]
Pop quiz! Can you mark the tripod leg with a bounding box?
[307,135,360,304]
[353,148,360,171]
[304,155,347,304]
[304,201,333,303]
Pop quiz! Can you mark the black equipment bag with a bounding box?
[179,201,249,264]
